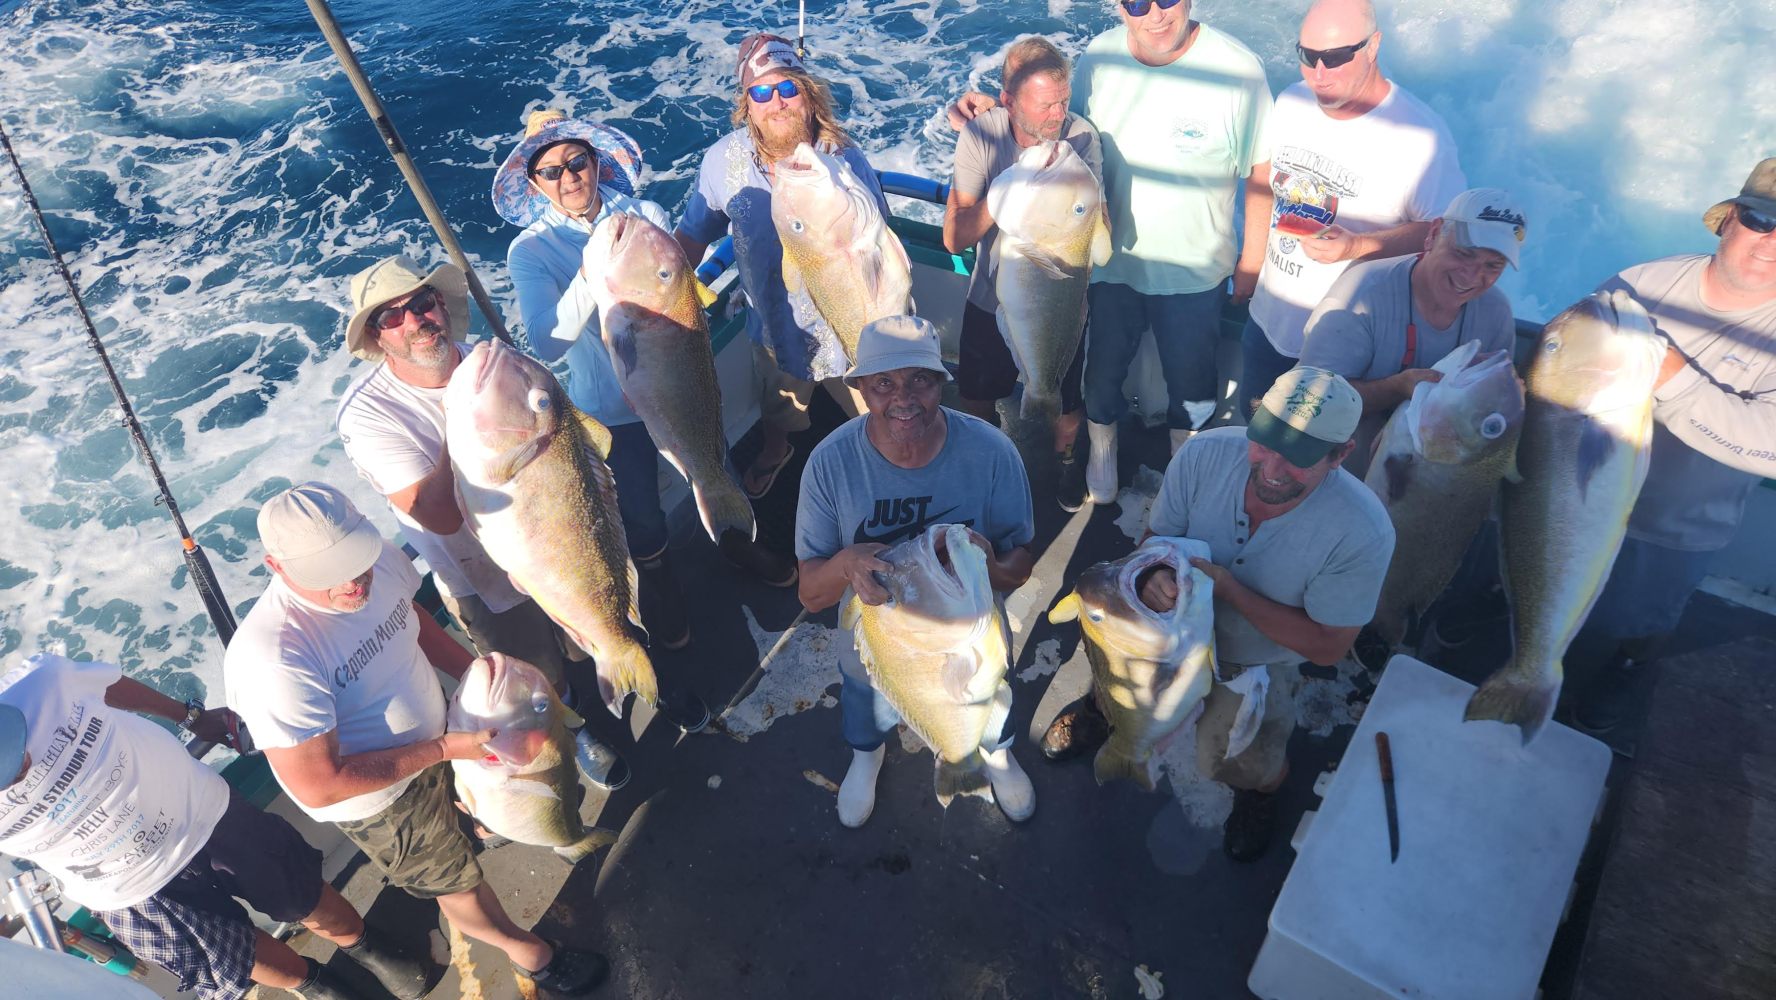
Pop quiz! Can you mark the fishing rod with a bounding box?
[304,0,514,345]
[797,0,808,60]
[0,119,238,649]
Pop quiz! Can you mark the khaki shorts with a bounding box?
[755,342,865,435]
[441,591,583,689]
[335,763,482,899]
[1195,661,1300,791]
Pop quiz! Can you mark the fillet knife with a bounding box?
[1376,731,1399,862]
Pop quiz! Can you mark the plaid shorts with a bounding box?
[335,763,482,899]
[95,789,325,1000]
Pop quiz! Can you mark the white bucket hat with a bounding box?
[843,315,952,384]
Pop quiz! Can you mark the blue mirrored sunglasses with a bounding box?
[747,79,801,104]
[1120,0,1183,16]
[1739,204,1776,235]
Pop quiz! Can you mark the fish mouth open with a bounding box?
[1118,543,1188,625]
[472,338,505,395]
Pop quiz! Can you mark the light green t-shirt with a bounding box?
[1072,23,1271,296]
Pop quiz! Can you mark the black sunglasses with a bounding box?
[1739,204,1776,235]
[374,286,441,330]
[532,151,593,183]
[1120,0,1183,15]
[1296,37,1370,69]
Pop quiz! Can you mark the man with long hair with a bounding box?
[675,33,889,505]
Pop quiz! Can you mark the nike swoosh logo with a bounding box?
[853,508,969,546]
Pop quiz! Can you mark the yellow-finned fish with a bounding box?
[1467,290,1665,743]
[583,210,754,545]
[841,524,1011,806]
[772,142,912,362]
[1364,341,1524,648]
[985,139,1111,420]
[1049,537,1216,789]
[448,653,617,863]
[444,339,658,715]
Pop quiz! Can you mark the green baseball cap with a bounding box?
[1246,366,1362,469]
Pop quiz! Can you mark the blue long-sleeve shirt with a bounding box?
[508,187,671,425]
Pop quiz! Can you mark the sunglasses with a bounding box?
[747,79,801,104]
[1296,37,1370,69]
[1119,0,1183,15]
[532,151,593,182]
[1739,204,1776,235]
[374,286,441,330]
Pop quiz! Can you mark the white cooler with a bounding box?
[1247,655,1611,1000]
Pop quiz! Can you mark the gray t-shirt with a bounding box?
[1599,254,1776,551]
[1148,426,1395,665]
[796,409,1034,561]
[951,107,1103,314]
[1298,253,1516,476]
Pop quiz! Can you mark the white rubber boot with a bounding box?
[983,747,1035,822]
[837,746,885,828]
[1086,421,1119,505]
[1170,427,1195,455]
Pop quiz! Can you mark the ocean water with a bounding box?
[0,0,1769,699]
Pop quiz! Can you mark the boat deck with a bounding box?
[265,392,1776,1000]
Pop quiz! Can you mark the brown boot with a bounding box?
[1039,695,1110,761]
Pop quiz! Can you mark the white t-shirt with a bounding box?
[1248,81,1466,356]
[0,654,229,910]
[225,543,447,823]
[336,348,525,613]
[1073,23,1272,296]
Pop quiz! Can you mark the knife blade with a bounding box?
[1376,731,1399,862]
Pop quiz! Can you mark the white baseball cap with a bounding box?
[257,482,384,589]
[1246,367,1363,468]
[1441,188,1528,269]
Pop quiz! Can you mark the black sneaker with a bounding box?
[1351,627,1394,676]
[1569,660,1642,736]
[1039,695,1109,761]
[718,529,799,588]
[1223,788,1278,863]
[634,552,690,650]
[573,729,632,791]
[659,692,712,735]
[518,940,610,996]
[1056,453,1088,513]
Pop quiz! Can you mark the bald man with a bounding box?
[1231,0,1466,418]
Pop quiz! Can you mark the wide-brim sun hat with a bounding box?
[343,255,469,363]
[1702,157,1776,235]
[491,109,645,228]
[257,481,385,590]
[844,315,953,384]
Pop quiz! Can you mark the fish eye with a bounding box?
[1543,338,1561,354]
[528,387,552,412]
[1072,203,1086,215]
[790,219,805,234]
[656,267,672,281]
[1087,609,1104,622]
[531,695,550,715]
[1480,413,1507,439]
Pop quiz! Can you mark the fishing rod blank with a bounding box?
[0,118,238,648]
[305,0,514,345]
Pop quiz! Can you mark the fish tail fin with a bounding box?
[596,641,660,717]
[554,827,620,865]
[1463,663,1560,744]
[694,478,757,543]
[934,751,991,807]
[1092,746,1155,791]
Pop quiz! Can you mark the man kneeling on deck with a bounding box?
[1041,369,1394,861]
[0,652,436,1000]
[224,483,609,995]
[795,316,1038,828]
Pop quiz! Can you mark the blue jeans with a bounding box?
[1083,281,1227,430]
[837,632,1014,752]
[606,420,670,559]
[1236,316,1299,421]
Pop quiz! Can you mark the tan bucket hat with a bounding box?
[344,255,470,362]
[1703,157,1776,235]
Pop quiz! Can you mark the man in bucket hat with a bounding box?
[225,482,612,996]
[1561,157,1776,741]
[495,109,793,668]
[794,315,1038,828]
[335,253,632,789]
[0,652,438,1000]
[1039,367,1395,863]
[674,33,889,503]
[1298,187,1529,478]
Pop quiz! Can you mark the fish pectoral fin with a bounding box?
[603,320,639,377]
[1384,453,1415,503]
[500,777,563,801]
[1503,445,1525,484]
[624,559,643,633]
[507,572,529,597]
[487,436,553,486]
[572,405,614,460]
[780,252,803,295]
[838,596,861,632]
[1091,207,1113,267]
[981,682,1014,748]
[1048,592,1081,624]
[1018,245,1072,280]
[1575,419,1615,499]
[555,827,620,865]
[560,703,585,729]
[940,652,979,704]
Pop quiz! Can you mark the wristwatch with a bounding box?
[179,699,204,732]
